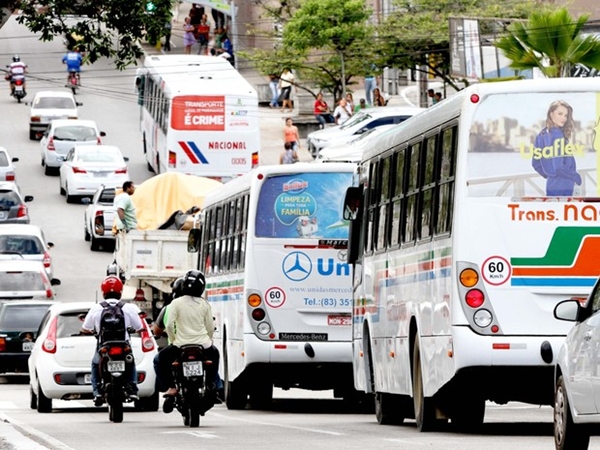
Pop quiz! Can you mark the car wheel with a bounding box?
[84,225,91,242]
[30,386,37,410]
[134,391,159,412]
[29,129,36,140]
[90,236,100,251]
[555,375,590,450]
[44,163,53,176]
[36,381,52,413]
[59,177,65,196]
[65,184,75,204]
[41,157,44,167]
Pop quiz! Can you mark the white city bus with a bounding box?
[343,78,600,431]
[189,163,357,409]
[138,54,259,180]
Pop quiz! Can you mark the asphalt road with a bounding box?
[2,14,600,450]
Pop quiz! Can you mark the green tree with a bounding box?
[378,0,546,90]
[242,0,375,102]
[1,0,172,69]
[494,8,600,78]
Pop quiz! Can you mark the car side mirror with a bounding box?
[100,131,106,137]
[51,278,61,286]
[47,242,54,248]
[123,157,130,162]
[11,157,18,163]
[81,197,91,205]
[554,299,583,322]
[24,195,34,202]
[76,102,83,106]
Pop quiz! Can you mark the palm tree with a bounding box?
[495,7,600,78]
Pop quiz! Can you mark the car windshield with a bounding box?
[54,126,97,142]
[339,112,372,130]
[75,151,121,163]
[0,304,51,331]
[0,271,45,291]
[0,152,9,167]
[57,311,89,338]
[0,191,21,210]
[35,97,76,109]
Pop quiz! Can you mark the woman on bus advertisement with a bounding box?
[467,92,598,198]
[255,172,352,239]
[531,100,582,196]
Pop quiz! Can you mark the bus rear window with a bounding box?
[468,91,598,198]
[255,172,353,239]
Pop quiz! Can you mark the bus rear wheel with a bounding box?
[412,337,439,432]
[224,345,247,410]
[375,392,404,425]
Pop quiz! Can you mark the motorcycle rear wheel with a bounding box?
[189,405,200,428]
[108,384,124,423]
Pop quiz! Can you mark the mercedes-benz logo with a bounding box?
[282,251,312,282]
[338,250,347,261]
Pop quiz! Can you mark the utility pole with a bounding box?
[340,50,346,97]
[418,64,428,108]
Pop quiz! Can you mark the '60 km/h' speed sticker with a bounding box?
[265,287,286,308]
[481,256,511,286]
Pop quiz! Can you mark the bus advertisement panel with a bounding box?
[169,94,259,176]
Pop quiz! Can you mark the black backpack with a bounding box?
[98,300,126,343]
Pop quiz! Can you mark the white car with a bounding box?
[58,145,129,203]
[315,125,397,163]
[553,278,600,450]
[29,91,80,140]
[28,302,159,412]
[83,186,116,251]
[307,106,425,157]
[0,260,60,300]
[0,147,19,182]
[40,119,105,175]
[0,224,56,280]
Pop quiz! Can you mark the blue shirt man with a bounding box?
[62,51,82,73]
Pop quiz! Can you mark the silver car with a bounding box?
[0,181,34,224]
[40,119,106,175]
[0,224,56,280]
[29,91,81,140]
[553,279,600,450]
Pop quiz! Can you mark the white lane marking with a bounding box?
[53,400,88,408]
[161,431,219,439]
[211,412,343,436]
[0,412,77,450]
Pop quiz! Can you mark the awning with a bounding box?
[179,0,236,16]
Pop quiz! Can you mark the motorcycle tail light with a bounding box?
[16,204,27,218]
[43,317,58,353]
[5,172,15,181]
[108,346,124,356]
[47,137,55,151]
[14,79,23,86]
[134,289,146,301]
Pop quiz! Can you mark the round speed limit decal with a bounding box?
[482,256,511,286]
[265,287,286,308]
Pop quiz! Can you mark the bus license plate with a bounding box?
[182,361,203,377]
[84,373,92,384]
[22,341,34,351]
[328,315,352,326]
[107,361,125,372]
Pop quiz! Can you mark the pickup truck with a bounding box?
[114,227,199,319]
[83,185,116,251]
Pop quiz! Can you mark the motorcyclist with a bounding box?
[62,47,82,85]
[80,275,145,406]
[155,270,220,412]
[6,55,27,96]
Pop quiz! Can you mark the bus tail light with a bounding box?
[465,289,484,308]
[248,293,261,307]
[251,308,265,321]
[168,151,176,168]
[459,268,479,287]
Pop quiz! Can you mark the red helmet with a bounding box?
[101,276,123,299]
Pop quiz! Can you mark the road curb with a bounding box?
[0,413,76,450]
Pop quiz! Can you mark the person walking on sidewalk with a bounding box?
[183,17,195,55]
[278,68,296,113]
[269,74,279,108]
[283,117,301,153]
[279,142,299,164]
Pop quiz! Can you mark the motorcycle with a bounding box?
[165,344,217,427]
[11,75,26,103]
[97,338,136,423]
[67,69,79,94]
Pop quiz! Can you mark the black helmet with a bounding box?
[12,55,20,62]
[180,270,206,297]
[171,277,185,299]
